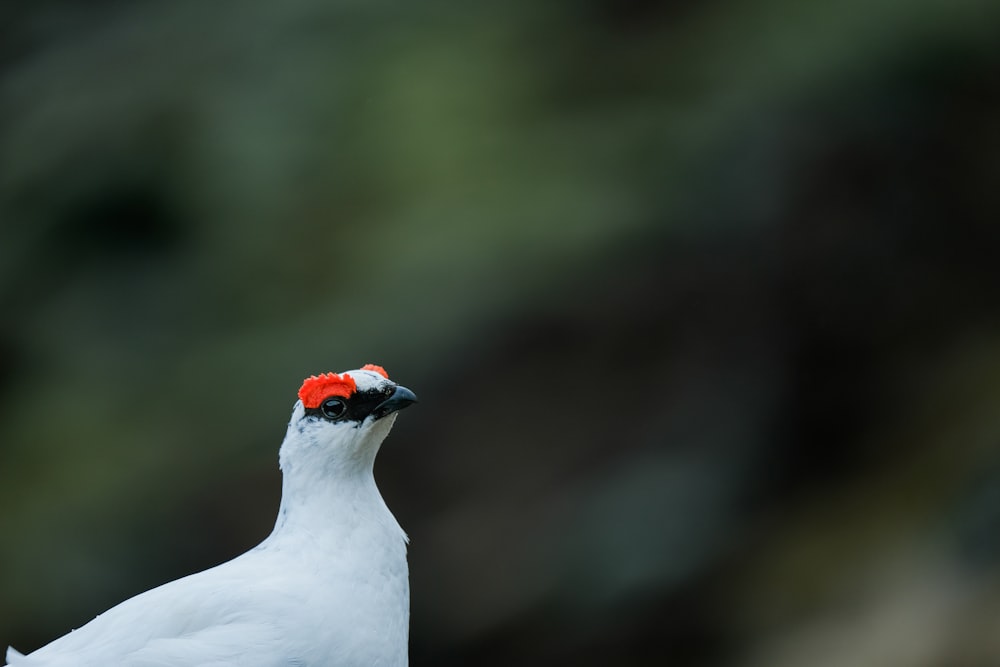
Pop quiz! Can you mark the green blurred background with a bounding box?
[3,0,1000,664]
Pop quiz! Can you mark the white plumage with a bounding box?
[6,366,416,667]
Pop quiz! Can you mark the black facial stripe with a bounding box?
[304,387,394,424]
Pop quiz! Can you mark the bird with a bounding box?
[6,364,417,667]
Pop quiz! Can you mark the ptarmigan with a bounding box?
[6,364,416,667]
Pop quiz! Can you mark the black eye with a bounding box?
[320,397,348,420]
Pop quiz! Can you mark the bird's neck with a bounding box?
[265,417,407,554]
[269,460,406,551]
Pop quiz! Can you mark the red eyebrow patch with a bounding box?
[298,372,358,408]
[361,364,389,379]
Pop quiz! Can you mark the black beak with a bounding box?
[373,385,418,420]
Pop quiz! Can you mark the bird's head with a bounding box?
[279,364,417,478]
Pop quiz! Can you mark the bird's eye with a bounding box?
[320,397,348,420]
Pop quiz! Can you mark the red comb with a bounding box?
[361,364,389,379]
[298,372,358,408]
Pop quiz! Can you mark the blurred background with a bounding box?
[2,0,1000,664]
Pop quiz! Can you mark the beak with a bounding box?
[373,385,418,420]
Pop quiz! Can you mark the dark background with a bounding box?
[3,1,1000,665]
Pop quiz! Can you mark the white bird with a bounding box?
[6,364,417,667]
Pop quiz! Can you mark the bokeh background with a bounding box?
[3,0,1000,665]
